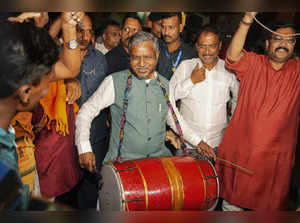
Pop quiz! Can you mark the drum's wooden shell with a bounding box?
[99,156,219,211]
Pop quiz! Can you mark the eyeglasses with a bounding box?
[271,36,296,45]
[196,44,219,50]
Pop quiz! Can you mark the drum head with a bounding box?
[98,164,124,211]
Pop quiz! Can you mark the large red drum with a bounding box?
[98,156,219,211]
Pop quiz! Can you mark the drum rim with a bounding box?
[206,159,220,211]
[99,162,126,211]
[111,163,126,211]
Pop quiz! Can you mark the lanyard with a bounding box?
[116,72,189,162]
[164,50,182,71]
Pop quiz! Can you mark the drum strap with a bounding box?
[156,76,189,155]
[116,72,189,162]
[117,72,133,162]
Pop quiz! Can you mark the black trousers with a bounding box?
[77,137,109,209]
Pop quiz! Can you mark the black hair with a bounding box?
[122,13,142,28]
[160,12,182,24]
[195,24,223,42]
[148,12,165,22]
[264,21,297,40]
[98,19,120,36]
[0,21,59,98]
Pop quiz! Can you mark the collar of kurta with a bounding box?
[130,71,159,85]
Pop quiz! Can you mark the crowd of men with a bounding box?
[0,11,299,211]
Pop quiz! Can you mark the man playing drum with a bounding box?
[76,31,176,170]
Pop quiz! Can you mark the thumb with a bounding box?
[194,63,200,71]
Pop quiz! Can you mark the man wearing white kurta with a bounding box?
[168,25,239,157]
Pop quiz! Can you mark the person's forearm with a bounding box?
[60,21,81,78]
[226,13,255,63]
[49,16,62,39]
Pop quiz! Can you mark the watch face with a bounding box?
[68,40,78,49]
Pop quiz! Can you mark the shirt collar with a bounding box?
[197,57,220,72]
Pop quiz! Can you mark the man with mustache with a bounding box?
[168,25,239,162]
[157,12,198,155]
[216,12,300,211]
[157,12,197,80]
[75,31,173,169]
[71,14,110,210]
[105,13,142,75]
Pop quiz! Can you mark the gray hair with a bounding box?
[128,31,159,52]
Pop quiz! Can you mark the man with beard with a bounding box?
[157,12,197,80]
[75,31,173,167]
[168,25,239,161]
[73,14,110,210]
[105,13,142,75]
[216,12,300,211]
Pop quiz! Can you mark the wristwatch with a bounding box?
[64,40,79,50]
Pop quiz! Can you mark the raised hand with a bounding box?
[61,12,85,27]
[33,12,49,28]
[8,12,42,23]
[243,12,258,24]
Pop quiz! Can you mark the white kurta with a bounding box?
[167,58,239,148]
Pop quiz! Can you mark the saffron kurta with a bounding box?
[216,50,300,210]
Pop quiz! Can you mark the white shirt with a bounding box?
[75,72,159,155]
[95,42,109,55]
[167,58,239,148]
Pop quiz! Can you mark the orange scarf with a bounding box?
[39,80,79,136]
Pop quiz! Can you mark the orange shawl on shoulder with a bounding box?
[39,80,79,136]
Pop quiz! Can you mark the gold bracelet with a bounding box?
[240,20,252,25]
